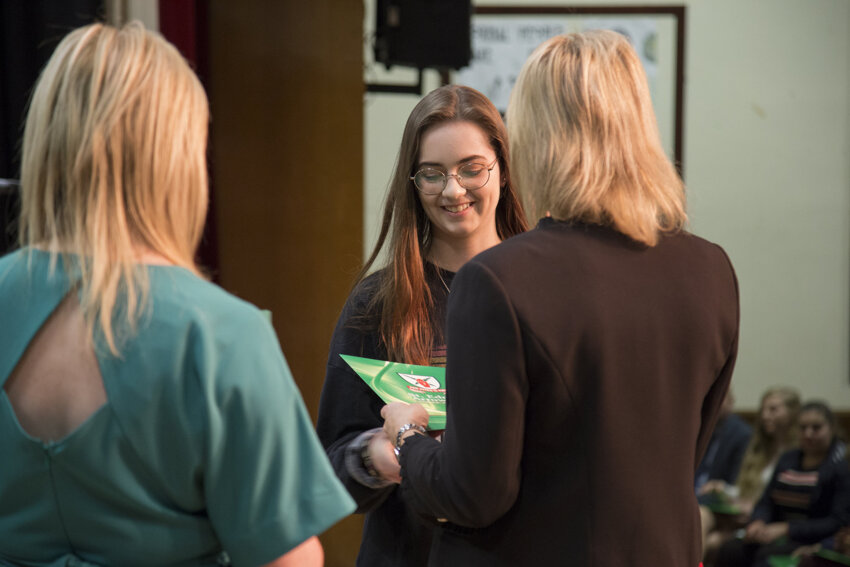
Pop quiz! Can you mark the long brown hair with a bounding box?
[358,85,527,364]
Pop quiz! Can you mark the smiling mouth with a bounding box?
[444,203,472,213]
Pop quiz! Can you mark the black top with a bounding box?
[316,264,453,567]
[751,440,850,544]
[399,219,741,567]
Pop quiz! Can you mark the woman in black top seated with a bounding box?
[715,401,850,567]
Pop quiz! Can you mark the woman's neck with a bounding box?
[135,249,174,266]
[428,234,501,273]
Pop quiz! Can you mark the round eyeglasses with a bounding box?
[410,158,498,195]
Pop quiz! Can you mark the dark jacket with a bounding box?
[696,413,753,495]
[399,219,740,567]
[751,441,850,544]
[316,265,452,567]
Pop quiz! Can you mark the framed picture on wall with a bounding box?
[452,6,686,175]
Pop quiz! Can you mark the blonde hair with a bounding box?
[19,22,209,354]
[506,30,686,246]
[736,386,801,501]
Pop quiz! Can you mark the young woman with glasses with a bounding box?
[316,85,528,566]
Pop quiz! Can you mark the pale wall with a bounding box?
[122,0,158,30]
[363,0,850,410]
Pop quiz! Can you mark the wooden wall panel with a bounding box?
[208,2,364,565]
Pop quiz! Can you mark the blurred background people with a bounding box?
[701,387,801,563]
[316,85,527,566]
[380,30,739,566]
[696,388,753,497]
[714,401,850,567]
[0,22,353,566]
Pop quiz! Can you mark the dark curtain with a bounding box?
[0,0,105,180]
[0,1,219,271]
[0,0,104,254]
[0,179,19,254]
[159,0,219,280]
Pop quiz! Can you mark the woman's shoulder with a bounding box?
[518,218,731,253]
[150,267,253,311]
[0,249,33,293]
[116,268,291,413]
[354,268,385,295]
[472,219,650,259]
[340,268,386,315]
[0,248,24,270]
[144,266,270,343]
[0,248,63,289]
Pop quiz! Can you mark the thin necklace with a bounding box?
[436,268,451,294]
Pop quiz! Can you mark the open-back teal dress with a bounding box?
[0,249,354,566]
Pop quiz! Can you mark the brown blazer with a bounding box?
[399,219,740,566]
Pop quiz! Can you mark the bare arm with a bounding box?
[261,536,324,567]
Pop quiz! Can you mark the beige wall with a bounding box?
[126,1,158,29]
[682,0,850,411]
[364,0,850,411]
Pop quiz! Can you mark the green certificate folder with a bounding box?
[766,548,850,567]
[702,492,743,516]
[767,557,798,567]
[340,354,446,429]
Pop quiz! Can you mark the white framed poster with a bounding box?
[454,6,686,174]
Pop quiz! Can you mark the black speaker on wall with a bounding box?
[375,0,471,70]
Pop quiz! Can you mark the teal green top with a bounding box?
[0,249,355,567]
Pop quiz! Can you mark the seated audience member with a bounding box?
[701,387,801,562]
[696,388,753,495]
[0,22,354,566]
[713,401,850,567]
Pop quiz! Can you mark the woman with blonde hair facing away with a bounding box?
[381,30,739,566]
[316,84,527,566]
[0,22,354,566]
[700,387,801,561]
